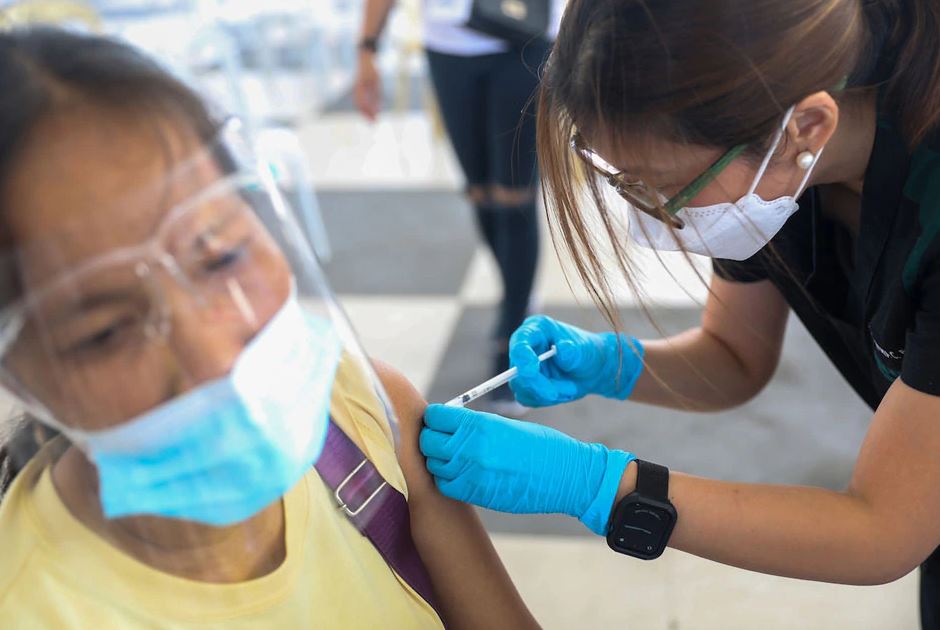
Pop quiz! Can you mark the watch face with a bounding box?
[608,499,675,559]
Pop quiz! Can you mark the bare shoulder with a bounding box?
[371,359,427,424]
[370,359,436,498]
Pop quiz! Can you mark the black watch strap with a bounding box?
[634,459,669,500]
[606,459,676,560]
[359,37,379,53]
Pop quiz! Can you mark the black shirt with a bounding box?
[713,107,940,410]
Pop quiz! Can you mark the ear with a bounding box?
[787,91,839,154]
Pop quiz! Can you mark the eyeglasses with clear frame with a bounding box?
[570,132,748,230]
[0,171,279,373]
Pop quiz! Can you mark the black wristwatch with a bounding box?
[359,37,379,53]
[606,459,677,560]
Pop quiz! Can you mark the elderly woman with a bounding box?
[0,27,536,629]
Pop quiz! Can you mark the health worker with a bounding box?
[418,1,940,627]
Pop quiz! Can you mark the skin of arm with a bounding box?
[629,275,791,412]
[372,360,540,629]
[354,0,396,120]
[360,0,395,43]
[613,356,940,585]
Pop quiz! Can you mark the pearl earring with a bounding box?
[796,151,815,170]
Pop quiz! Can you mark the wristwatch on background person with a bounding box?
[358,37,379,53]
[606,459,677,560]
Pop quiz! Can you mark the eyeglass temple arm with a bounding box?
[664,143,749,215]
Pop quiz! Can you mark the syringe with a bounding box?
[444,346,557,407]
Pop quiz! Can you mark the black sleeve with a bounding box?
[711,254,770,283]
[902,257,940,396]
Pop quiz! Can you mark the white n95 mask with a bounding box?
[628,105,823,261]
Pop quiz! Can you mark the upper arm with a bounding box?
[849,379,940,578]
[849,258,940,575]
[370,360,437,503]
[371,359,539,629]
[701,274,790,390]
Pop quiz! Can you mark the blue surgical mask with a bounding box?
[65,290,342,526]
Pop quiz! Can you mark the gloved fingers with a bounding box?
[509,380,549,408]
[510,372,578,406]
[509,341,541,379]
[511,315,554,350]
[419,427,454,460]
[509,316,555,376]
[423,403,465,434]
[426,456,459,481]
[510,374,554,407]
[550,376,579,401]
[553,338,585,372]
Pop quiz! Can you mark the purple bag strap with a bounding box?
[315,419,443,623]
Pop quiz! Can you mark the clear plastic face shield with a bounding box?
[0,119,399,531]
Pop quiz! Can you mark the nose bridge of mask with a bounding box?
[75,375,234,455]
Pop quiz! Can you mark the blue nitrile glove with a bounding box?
[420,404,636,535]
[509,315,644,407]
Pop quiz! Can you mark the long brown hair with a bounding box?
[537,0,940,332]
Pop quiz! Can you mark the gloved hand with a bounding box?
[509,315,644,407]
[420,404,636,535]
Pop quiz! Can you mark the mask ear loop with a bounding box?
[747,105,797,197]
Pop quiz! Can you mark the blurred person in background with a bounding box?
[0,27,537,629]
[417,1,940,627]
[354,0,562,414]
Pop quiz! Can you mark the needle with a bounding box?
[444,346,558,407]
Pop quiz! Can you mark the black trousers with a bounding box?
[922,545,940,628]
[426,43,549,349]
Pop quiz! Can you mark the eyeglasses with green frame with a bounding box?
[570,132,748,230]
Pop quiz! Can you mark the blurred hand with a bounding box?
[354,52,382,121]
[509,315,645,407]
[420,404,635,535]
